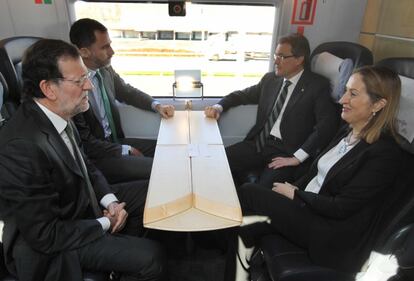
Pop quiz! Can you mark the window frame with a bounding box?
[69,0,281,98]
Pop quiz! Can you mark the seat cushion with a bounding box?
[260,234,353,281]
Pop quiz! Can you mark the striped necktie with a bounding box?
[65,123,102,217]
[255,80,292,152]
[95,70,119,143]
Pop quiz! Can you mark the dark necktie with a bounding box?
[95,70,119,143]
[255,80,292,152]
[65,123,102,217]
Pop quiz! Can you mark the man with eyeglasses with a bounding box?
[205,33,339,188]
[0,39,165,281]
[69,18,175,184]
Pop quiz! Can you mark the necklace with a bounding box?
[338,132,360,154]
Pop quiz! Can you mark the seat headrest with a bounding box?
[376,58,414,153]
[376,58,414,80]
[396,75,414,151]
[311,51,354,101]
[0,36,41,65]
[309,41,373,102]
[0,36,42,103]
[310,41,373,68]
[311,51,344,81]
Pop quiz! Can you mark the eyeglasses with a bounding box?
[273,54,296,61]
[54,72,92,88]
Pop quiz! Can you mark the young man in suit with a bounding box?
[0,39,165,281]
[205,33,339,188]
[69,18,175,184]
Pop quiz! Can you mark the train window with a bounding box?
[74,1,276,97]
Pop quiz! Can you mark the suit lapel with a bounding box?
[28,102,84,177]
[87,99,100,125]
[322,140,369,187]
[48,130,84,178]
[101,67,116,102]
[283,71,308,116]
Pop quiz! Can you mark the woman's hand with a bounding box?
[272,182,298,200]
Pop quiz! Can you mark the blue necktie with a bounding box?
[255,80,292,152]
[95,70,119,143]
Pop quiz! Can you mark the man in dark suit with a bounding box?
[69,18,175,184]
[0,39,165,281]
[205,33,339,188]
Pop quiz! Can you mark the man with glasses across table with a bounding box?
[205,33,339,188]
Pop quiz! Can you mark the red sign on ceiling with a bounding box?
[291,0,317,25]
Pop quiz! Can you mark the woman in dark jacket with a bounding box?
[238,65,403,272]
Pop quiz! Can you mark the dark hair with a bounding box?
[278,33,310,68]
[354,65,401,143]
[70,18,108,48]
[22,39,80,99]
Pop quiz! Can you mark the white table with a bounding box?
[144,111,242,231]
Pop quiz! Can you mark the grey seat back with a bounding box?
[370,57,414,281]
[0,36,42,107]
[310,41,373,68]
[310,41,373,102]
[376,57,414,154]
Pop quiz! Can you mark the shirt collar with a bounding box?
[284,69,304,87]
[88,68,98,79]
[34,100,68,134]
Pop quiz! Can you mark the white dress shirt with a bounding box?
[269,70,309,162]
[305,136,358,194]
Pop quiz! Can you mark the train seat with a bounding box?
[376,57,414,154]
[247,57,414,281]
[0,36,42,115]
[369,223,414,281]
[310,41,374,69]
[310,41,373,102]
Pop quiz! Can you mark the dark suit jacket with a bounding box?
[219,70,339,157]
[294,127,403,272]
[0,100,112,279]
[73,66,155,158]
